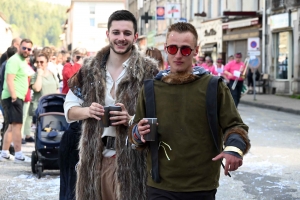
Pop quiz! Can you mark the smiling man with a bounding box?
[0,39,33,163]
[131,22,251,200]
[62,10,158,200]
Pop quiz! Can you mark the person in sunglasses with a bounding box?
[29,52,59,119]
[0,39,33,163]
[61,47,87,94]
[131,22,250,200]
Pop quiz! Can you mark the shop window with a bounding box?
[275,31,292,79]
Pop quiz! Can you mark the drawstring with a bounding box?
[158,141,172,161]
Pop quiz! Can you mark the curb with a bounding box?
[240,100,300,115]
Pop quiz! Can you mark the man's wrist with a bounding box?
[224,146,243,157]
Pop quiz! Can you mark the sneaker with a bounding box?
[22,138,27,144]
[0,154,14,162]
[25,136,35,143]
[14,155,31,163]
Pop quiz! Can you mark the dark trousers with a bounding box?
[229,80,244,107]
[59,121,81,200]
[0,99,13,154]
[148,186,216,200]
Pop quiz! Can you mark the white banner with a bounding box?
[165,3,181,19]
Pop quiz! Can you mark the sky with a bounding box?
[40,0,71,6]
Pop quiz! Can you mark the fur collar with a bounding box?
[162,73,199,84]
[155,66,209,85]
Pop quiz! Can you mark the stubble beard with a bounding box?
[20,51,29,59]
[109,40,133,55]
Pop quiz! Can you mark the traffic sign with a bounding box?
[248,37,260,51]
[248,56,261,69]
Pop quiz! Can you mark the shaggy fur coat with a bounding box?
[68,45,158,200]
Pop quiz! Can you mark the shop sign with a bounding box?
[269,13,289,30]
[223,32,259,41]
[157,7,165,20]
[165,3,181,19]
[222,18,259,29]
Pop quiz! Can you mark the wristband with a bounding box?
[224,146,243,157]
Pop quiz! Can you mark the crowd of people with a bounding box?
[0,9,250,200]
[0,38,87,162]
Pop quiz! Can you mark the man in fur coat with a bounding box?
[131,22,250,199]
[64,10,158,200]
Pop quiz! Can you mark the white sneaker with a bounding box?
[0,154,14,162]
[14,155,31,163]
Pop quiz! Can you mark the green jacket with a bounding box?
[132,72,249,192]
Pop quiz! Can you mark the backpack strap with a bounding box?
[144,79,161,183]
[206,76,231,177]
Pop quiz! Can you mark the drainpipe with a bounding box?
[262,0,266,74]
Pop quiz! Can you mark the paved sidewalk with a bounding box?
[240,93,300,115]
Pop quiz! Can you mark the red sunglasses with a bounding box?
[166,45,194,56]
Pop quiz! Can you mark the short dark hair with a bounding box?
[7,46,18,58]
[107,10,137,33]
[20,38,33,46]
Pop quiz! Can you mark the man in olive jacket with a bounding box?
[131,22,250,199]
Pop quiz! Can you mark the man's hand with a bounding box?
[110,103,130,126]
[137,119,151,143]
[88,102,104,120]
[212,152,243,175]
[11,97,17,102]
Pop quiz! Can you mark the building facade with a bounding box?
[266,0,300,94]
[129,0,300,94]
[0,14,13,55]
[65,0,125,54]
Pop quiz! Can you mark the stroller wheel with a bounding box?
[31,151,37,174]
[37,165,43,179]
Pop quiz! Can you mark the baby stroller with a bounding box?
[31,93,68,178]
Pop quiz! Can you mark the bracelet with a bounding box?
[224,146,243,157]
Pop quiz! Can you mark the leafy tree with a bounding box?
[0,0,67,48]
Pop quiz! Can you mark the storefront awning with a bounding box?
[201,43,216,52]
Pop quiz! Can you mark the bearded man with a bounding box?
[63,10,158,200]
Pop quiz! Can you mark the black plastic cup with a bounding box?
[99,106,110,127]
[143,118,157,141]
[109,106,122,125]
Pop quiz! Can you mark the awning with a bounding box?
[201,43,216,52]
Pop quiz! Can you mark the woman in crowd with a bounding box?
[30,53,59,122]
[62,48,87,94]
